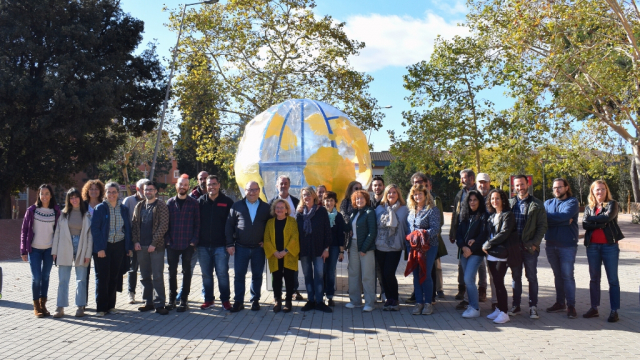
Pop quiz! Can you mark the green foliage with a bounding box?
[169,0,384,182]
[0,0,165,217]
[393,35,505,174]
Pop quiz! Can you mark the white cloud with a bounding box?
[343,12,469,72]
[431,0,468,15]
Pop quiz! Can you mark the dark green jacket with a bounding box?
[508,195,548,252]
[345,206,377,252]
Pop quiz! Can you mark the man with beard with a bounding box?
[132,181,170,315]
[544,178,579,319]
[190,171,209,200]
[370,176,385,209]
[123,178,149,304]
[165,176,201,312]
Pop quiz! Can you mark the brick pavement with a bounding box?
[1,214,640,359]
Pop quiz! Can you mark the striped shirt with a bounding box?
[108,201,125,243]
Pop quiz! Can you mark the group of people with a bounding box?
[446,171,623,324]
[19,169,624,324]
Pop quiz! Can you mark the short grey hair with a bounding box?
[460,169,475,179]
[136,178,149,190]
[245,181,260,190]
[276,175,291,184]
[104,182,120,200]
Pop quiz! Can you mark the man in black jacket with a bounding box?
[198,175,234,311]
[226,181,272,312]
[269,175,303,300]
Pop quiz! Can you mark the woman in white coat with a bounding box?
[52,188,93,317]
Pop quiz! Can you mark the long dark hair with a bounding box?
[35,184,56,209]
[62,188,87,219]
[462,190,486,220]
[343,181,362,204]
[486,189,511,214]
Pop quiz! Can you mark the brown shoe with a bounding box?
[282,299,293,313]
[33,300,44,318]
[39,297,51,316]
[478,287,487,302]
[273,300,282,313]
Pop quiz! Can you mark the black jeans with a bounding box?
[167,246,194,301]
[374,250,402,301]
[93,241,125,312]
[488,260,508,313]
[272,260,295,301]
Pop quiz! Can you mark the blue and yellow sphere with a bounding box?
[234,99,373,201]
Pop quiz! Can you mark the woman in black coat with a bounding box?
[582,180,624,322]
[482,189,518,324]
[296,186,332,313]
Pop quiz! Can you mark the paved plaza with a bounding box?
[1,215,640,359]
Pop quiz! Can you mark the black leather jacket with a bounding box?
[582,200,624,246]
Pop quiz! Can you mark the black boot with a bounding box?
[176,297,188,312]
[166,298,177,311]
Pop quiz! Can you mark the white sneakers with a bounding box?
[363,305,374,312]
[345,303,362,309]
[462,307,480,318]
[493,311,510,324]
[487,308,501,320]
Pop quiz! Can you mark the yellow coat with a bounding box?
[263,217,300,272]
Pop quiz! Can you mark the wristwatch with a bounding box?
[284,248,289,253]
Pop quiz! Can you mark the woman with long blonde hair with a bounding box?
[582,180,624,322]
[406,184,440,315]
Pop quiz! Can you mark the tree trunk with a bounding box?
[0,188,13,219]
[631,145,640,202]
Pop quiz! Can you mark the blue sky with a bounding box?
[121,0,471,150]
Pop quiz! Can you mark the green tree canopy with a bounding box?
[169,0,384,180]
[0,0,165,217]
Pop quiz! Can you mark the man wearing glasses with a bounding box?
[226,181,272,312]
[544,178,579,319]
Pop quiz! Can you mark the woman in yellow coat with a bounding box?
[264,199,300,313]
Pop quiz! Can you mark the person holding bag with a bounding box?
[52,188,93,318]
[482,189,518,324]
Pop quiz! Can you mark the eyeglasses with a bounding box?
[552,186,565,190]
[245,188,260,193]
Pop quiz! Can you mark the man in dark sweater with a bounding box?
[165,177,200,312]
[226,181,272,312]
[544,178,579,319]
[198,175,234,310]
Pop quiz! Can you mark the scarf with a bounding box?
[378,203,400,248]
[327,207,338,228]
[404,229,430,284]
[303,204,317,235]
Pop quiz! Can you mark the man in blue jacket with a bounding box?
[544,178,579,319]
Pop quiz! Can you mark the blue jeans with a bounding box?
[546,245,577,307]
[323,246,341,299]
[198,246,230,303]
[460,254,485,310]
[233,246,265,303]
[511,249,539,307]
[586,243,620,311]
[57,265,88,307]
[29,248,53,300]
[413,246,438,305]
[301,256,325,303]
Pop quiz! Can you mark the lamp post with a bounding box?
[149,0,219,180]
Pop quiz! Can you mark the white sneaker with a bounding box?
[493,311,510,324]
[363,305,374,312]
[128,292,136,304]
[486,308,501,320]
[462,307,480,318]
[345,303,357,309]
[422,303,433,315]
[529,306,540,319]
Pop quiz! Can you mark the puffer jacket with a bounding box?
[345,206,377,253]
[582,200,625,246]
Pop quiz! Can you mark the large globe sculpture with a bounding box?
[234,99,373,202]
